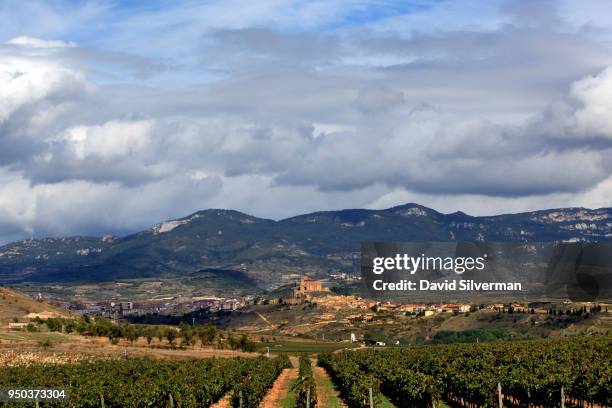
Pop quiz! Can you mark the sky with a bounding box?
[1,0,612,243]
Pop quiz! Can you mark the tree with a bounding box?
[125,325,138,344]
[179,322,195,347]
[46,318,62,332]
[64,320,76,333]
[198,324,218,346]
[76,321,89,335]
[145,328,154,346]
[238,334,255,352]
[156,328,164,343]
[166,329,177,348]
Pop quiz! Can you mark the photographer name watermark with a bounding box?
[361,242,612,301]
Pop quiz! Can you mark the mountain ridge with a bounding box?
[1,203,611,289]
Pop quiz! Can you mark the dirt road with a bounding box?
[259,356,299,408]
[312,360,347,408]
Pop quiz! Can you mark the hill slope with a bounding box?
[0,204,611,289]
[0,286,69,323]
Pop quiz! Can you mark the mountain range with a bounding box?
[1,203,611,290]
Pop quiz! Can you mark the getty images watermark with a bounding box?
[360,242,612,302]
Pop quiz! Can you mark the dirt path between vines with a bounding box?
[259,357,299,408]
[210,393,232,408]
[312,361,347,408]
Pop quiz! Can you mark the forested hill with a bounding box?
[0,203,610,288]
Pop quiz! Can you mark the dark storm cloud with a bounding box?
[3,23,612,196]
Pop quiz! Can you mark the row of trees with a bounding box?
[32,316,256,351]
[546,305,603,316]
[176,322,257,351]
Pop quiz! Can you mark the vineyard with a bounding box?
[1,336,610,407]
[293,355,317,408]
[319,335,612,408]
[0,355,290,407]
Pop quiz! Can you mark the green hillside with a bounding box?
[1,204,611,291]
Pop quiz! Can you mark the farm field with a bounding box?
[1,334,610,407]
[1,350,352,408]
[259,356,299,408]
[0,355,290,407]
[0,330,259,362]
[258,340,361,354]
[1,289,610,408]
[319,335,612,408]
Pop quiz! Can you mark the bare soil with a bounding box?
[312,361,347,408]
[259,357,299,408]
[210,393,232,408]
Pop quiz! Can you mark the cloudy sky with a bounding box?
[1,0,612,243]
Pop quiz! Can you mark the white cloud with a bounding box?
[1,1,612,244]
[0,57,88,122]
[570,66,612,137]
[6,36,75,48]
[0,168,222,239]
[57,120,153,160]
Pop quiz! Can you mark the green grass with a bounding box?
[282,379,298,408]
[379,393,397,408]
[257,341,359,354]
[314,368,344,408]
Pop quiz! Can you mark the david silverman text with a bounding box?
[372,279,523,291]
